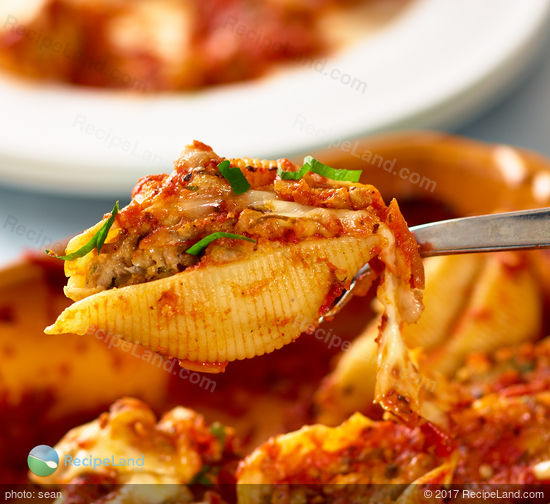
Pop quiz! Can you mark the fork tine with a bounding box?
[318,263,372,324]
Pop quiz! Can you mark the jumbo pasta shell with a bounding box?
[402,254,484,351]
[46,236,380,363]
[315,254,483,425]
[426,253,542,376]
[237,412,444,502]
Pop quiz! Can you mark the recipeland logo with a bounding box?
[27,445,59,477]
[28,445,145,477]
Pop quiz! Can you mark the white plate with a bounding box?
[0,0,549,196]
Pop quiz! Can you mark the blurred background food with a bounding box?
[0,0,548,196]
[0,0,408,91]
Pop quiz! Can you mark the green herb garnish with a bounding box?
[218,160,251,195]
[210,422,226,448]
[46,201,119,261]
[305,156,362,182]
[277,156,362,182]
[185,232,256,256]
[276,163,310,180]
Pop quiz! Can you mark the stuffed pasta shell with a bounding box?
[237,412,446,504]
[46,142,424,382]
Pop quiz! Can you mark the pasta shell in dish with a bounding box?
[315,252,541,426]
[27,339,550,501]
[237,412,445,504]
[425,253,542,376]
[237,338,550,500]
[31,397,239,503]
[31,397,237,486]
[46,141,425,380]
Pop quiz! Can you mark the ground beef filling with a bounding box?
[82,171,383,291]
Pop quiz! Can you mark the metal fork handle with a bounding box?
[412,207,550,257]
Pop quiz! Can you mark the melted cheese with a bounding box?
[242,189,365,222]
[374,225,446,427]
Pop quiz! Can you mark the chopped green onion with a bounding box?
[218,160,251,195]
[277,163,310,180]
[304,156,362,182]
[277,156,362,182]
[210,422,226,448]
[46,201,119,261]
[185,232,256,256]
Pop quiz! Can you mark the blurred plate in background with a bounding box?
[0,0,549,196]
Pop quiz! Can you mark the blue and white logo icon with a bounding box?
[27,445,59,477]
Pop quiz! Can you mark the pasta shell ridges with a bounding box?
[46,236,379,363]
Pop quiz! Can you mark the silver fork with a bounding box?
[319,207,550,323]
